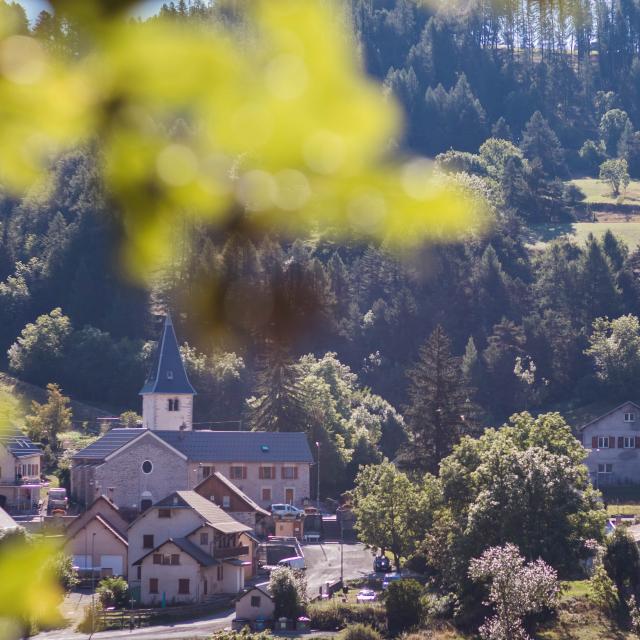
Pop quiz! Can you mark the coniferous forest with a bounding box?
[4,0,640,496]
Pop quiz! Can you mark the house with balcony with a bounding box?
[71,315,314,518]
[579,401,640,486]
[128,490,253,604]
[0,431,44,513]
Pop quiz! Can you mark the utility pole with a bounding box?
[316,441,320,511]
[90,532,96,637]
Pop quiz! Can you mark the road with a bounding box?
[33,543,374,640]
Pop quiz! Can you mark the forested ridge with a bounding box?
[4,0,640,495]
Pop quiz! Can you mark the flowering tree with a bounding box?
[469,543,560,640]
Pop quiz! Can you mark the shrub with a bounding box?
[77,604,104,634]
[340,623,382,640]
[604,526,640,596]
[96,576,129,609]
[589,564,620,612]
[384,579,424,635]
[307,600,385,631]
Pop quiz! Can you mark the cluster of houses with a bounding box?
[0,315,314,606]
[6,313,640,607]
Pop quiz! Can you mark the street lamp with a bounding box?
[315,441,320,511]
[90,532,97,637]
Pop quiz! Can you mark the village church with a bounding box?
[71,315,313,519]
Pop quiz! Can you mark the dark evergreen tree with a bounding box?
[402,325,474,474]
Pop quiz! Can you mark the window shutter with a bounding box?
[272,465,276,478]
[259,467,264,480]
[636,437,640,448]
[618,436,624,448]
[294,466,298,479]
[281,467,285,479]
[607,436,612,448]
[242,466,247,480]
[592,437,597,448]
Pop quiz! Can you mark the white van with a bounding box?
[278,555,306,570]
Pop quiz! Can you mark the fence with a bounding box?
[100,595,234,630]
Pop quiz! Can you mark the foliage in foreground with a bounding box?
[306,599,385,631]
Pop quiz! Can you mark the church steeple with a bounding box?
[140,314,196,430]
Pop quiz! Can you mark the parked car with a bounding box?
[47,488,68,513]
[277,555,306,570]
[271,503,303,518]
[382,574,402,590]
[373,555,391,572]
[356,589,378,603]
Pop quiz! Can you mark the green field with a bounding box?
[528,221,640,249]
[571,177,640,204]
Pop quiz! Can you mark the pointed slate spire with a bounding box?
[139,314,197,395]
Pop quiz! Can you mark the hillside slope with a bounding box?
[0,371,112,430]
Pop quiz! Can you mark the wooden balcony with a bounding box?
[213,545,249,559]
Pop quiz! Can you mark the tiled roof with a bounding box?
[155,491,251,534]
[157,431,314,463]
[195,472,270,516]
[74,429,314,464]
[139,314,196,395]
[0,432,42,458]
[133,536,219,567]
[72,429,142,460]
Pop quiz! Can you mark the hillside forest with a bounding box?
[4,0,640,497]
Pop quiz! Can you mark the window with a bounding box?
[153,554,162,565]
[624,436,636,449]
[167,370,174,380]
[262,487,272,502]
[149,578,158,594]
[201,466,212,478]
[142,460,153,474]
[230,466,246,480]
[178,579,190,595]
[281,466,297,480]
[625,412,636,422]
[170,554,180,566]
[217,566,224,581]
[597,436,610,448]
[598,463,613,473]
[168,398,180,411]
[222,495,230,508]
[259,466,275,480]
[200,532,209,545]
[136,566,141,580]
[158,508,171,518]
[143,535,154,549]
[251,595,261,607]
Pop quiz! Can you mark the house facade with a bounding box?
[128,491,251,604]
[194,471,270,530]
[235,585,275,623]
[580,401,640,486]
[0,432,43,512]
[71,315,314,516]
[65,496,129,577]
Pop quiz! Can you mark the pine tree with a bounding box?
[491,116,513,140]
[249,344,307,433]
[402,325,474,474]
[520,111,566,178]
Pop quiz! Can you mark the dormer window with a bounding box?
[625,412,636,422]
[168,398,180,412]
[167,370,174,380]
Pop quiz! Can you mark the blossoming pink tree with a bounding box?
[469,543,560,640]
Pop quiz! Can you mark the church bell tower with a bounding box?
[139,314,196,431]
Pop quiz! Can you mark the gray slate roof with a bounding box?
[158,430,314,463]
[154,490,251,534]
[72,428,142,460]
[0,432,42,458]
[139,314,196,395]
[74,429,313,464]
